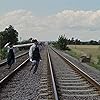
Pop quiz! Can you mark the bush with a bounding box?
[0,49,7,60]
[57,35,68,50]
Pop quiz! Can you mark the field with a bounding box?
[67,45,100,70]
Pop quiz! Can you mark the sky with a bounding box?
[0,0,100,41]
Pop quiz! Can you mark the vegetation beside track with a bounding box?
[66,45,100,70]
[51,35,100,70]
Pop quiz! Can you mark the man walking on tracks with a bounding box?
[29,39,41,74]
[4,42,15,69]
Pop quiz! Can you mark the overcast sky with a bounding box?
[0,0,100,41]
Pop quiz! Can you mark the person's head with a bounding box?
[32,39,38,45]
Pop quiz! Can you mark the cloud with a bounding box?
[0,9,100,41]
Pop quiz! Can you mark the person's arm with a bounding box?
[38,46,42,60]
[4,42,10,48]
[29,45,35,60]
[13,47,15,53]
[4,43,10,53]
[29,46,32,60]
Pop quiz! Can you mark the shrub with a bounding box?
[0,49,7,60]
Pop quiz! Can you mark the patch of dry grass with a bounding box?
[67,45,100,70]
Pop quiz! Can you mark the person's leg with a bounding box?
[30,60,36,71]
[30,64,35,71]
[8,59,14,69]
[33,61,39,74]
[8,58,15,69]
[7,59,12,69]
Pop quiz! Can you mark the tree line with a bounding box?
[51,35,100,50]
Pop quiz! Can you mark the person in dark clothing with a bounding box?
[29,39,41,73]
[4,42,15,69]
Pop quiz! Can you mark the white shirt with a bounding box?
[29,43,36,60]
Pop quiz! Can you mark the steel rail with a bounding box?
[47,49,59,100]
[50,47,100,94]
[0,58,29,85]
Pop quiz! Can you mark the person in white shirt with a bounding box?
[29,39,41,73]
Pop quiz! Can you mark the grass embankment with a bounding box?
[66,45,100,70]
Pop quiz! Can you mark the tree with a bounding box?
[70,37,74,44]
[75,39,81,45]
[0,25,18,48]
[57,35,68,50]
[89,40,98,45]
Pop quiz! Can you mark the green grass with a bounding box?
[89,63,100,70]
[67,45,100,70]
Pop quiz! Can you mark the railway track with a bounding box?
[34,46,100,99]
[47,47,100,100]
[0,51,29,82]
[0,46,54,100]
[0,58,29,99]
[0,46,100,100]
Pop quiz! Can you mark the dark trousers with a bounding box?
[7,58,15,66]
[30,60,39,73]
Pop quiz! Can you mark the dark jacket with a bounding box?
[32,46,41,61]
